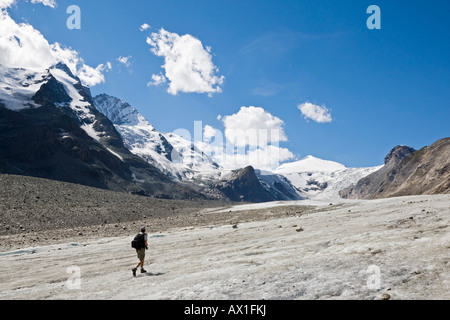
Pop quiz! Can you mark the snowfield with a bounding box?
[0,195,448,300]
[274,155,383,200]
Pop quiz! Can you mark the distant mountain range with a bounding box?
[91,93,381,201]
[1,63,448,203]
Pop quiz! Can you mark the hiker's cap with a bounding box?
[141,226,146,232]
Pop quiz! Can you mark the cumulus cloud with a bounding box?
[117,55,132,67]
[147,73,167,86]
[30,0,56,8]
[298,102,333,123]
[222,106,288,148]
[139,23,150,31]
[0,3,108,86]
[197,107,294,171]
[146,28,224,96]
[204,124,224,143]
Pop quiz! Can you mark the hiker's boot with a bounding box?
[132,268,137,277]
[141,268,147,273]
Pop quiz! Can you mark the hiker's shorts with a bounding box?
[136,248,146,261]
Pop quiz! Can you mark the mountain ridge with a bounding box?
[340,138,450,199]
[3,65,446,203]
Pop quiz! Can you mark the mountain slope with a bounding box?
[255,170,303,201]
[274,156,383,200]
[93,94,221,182]
[340,139,450,199]
[0,64,204,199]
[213,166,275,203]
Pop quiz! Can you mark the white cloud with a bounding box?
[30,0,56,8]
[203,124,219,142]
[198,136,293,171]
[196,107,294,171]
[0,10,55,68]
[1,0,56,10]
[50,42,106,86]
[0,5,108,86]
[147,73,167,86]
[146,28,224,96]
[298,102,333,123]
[139,23,150,31]
[117,55,132,67]
[221,145,294,171]
[221,106,288,148]
[0,0,15,9]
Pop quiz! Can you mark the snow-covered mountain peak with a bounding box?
[0,64,49,110]
[275,155,347,174]
[93,93,151,127]
[0,63,91,112]
[0,63,116,143]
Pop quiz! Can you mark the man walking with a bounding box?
[132,226,148,277]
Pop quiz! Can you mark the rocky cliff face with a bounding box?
[340,138,450,199]
[0,63,205,200]
[210,166,303,203]
[384,145,416,165]
[213,166,276,203]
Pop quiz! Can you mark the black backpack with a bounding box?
[131,233,145,249]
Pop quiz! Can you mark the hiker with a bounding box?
[132,226,148,277]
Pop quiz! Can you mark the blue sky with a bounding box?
[5,0,450,167]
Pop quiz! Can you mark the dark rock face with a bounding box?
[211,166,303,203]
[213,166,275,203]
[340,138,450,199]
[384,145,416,165]
[0,103,199,198]
[32,75,72,106]
[306,179,328,191]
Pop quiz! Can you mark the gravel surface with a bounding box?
[0,174,315,251]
